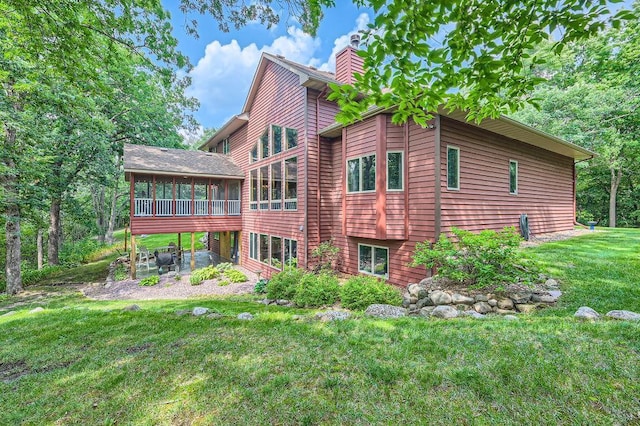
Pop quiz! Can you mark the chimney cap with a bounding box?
[350,33,361,49]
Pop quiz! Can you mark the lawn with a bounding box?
[113,229,207,251]
[1,229,639,425]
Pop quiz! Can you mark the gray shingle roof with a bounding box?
[124,144,244,178]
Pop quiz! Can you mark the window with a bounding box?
[271,162,282,210]
[250,170,258,210]
[286,128,298,149]
[214,232,220,241]
[260,129,269,159]
[259,166,269,210]
[211,179,225,215]
[259,234,269,264]
[509,160,518,194]
[284,157,297,210]
[175,178,192,216]
[249,233,258,260]
[271,236,282,269]
[358,244,389,278]
[194,180,209,216]
[222,138,230,155]
[154,177,173,216]
[250,143,258,163]
[447,146,460,190]
[272,125,282,155]
[284,238,297,266]
[347,154,376,193]
[387,151,403,190]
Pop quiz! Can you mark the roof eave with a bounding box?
[199,113,249,151]
[124,168,244,180]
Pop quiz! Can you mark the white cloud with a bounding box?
[187,13,370,128]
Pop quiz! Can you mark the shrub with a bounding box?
[411,226,533,289]
[139,275,159,286]
[224,269,248,283]
[60,238,101,266]
[340,275,402,310]
[190,266,220,285]
[310,239,340,273]
[216,262,233,273]
[266,267,305,300]
[114,264,128,281]
[293,273,340,308]
[218,279,230,287]
[254,279,269,294]
[22,265,65,287]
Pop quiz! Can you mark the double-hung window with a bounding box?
[447,146,460,190]
[347,154,376,193]
[387,151,403,191]
[358,244,389,278]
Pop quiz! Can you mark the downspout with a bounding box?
[303,87,309,269]
[316,86,329,245]
[573,156,594,227]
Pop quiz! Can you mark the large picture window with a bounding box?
[447,146,460,190]
[358,244,389,278]
[387,151,403,191]
[286,128,298,149]
[347,154,376,193]
[509,160,518,195]
[285,157,297,210]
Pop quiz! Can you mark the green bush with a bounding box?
[139,275,159,286]
[60,238,101,266]
[224,269,248,283]
[190,266,220,285]
[266,267,305,300]
[254,279,268,294]
[293,273,340,308]
[218,279,231,287]
[216,262,233,273]
[411,226,533,289]
[22,265,65,287]
[114,264,128,281]
[310,239,340,273]
[340,275,402,310]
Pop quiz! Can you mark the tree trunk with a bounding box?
[37,228,44,270]
[105,178,120,245]
[609,167,622,228]
[48,198,61,265]
[3,123,22,294]
[92,186,106,244]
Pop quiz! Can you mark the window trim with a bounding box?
[446,145,460,191]
[509,159,518,195]
[249,232,258,260]
[386,151,404,191]
[357,243,389,279]
[284,155,298,211]
[346,153,376,194]
[270,235,283,270]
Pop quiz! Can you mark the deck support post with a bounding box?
[130,234,137,279]
[177,233,182,260]
[190,232,196,270]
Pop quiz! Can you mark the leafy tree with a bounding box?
[329,0,636,126]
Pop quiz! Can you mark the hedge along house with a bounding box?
[126,36,594,284]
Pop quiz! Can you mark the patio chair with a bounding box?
[137,246,150,271]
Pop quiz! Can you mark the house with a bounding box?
[124,38,594,285]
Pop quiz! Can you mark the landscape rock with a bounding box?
[503,315,519,321]
[402,295,411,308]
[497,298,515,310]
[431,305,459,319]
[315,311,350,322]
[574,306,600,320]
[473,301,492,314]
[419,306,436,317]
[276,299,290,306]
[1,311,17,317]
[407,283,420,297]
[451,293,475,305]
[291,315,306,321]
[365,304,407,319]
[495,308,517,315]
[531,293,559,303]
[257,299,273,305]
[29,307,45,314]
[544,278,559,289]
[462,310,486,319]
[175,309,191,316]
[515,304,537,314]
[430,290,452,305]
[605,310,640,321]
[192,307,209,316]
[237,312,254,320]
[474,294,489,302]
[409,304,417,312]
[416,297,433,309]
[488,299,498,307]
[419,277,437,289]
[207,313,224,319]
[122,304,140,312]
[510,292,532,304]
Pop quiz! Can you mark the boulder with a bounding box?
[175,309,191,316]
[462,310,486,319]
[192,307,209,316]
[258,299,274,305]
[416,297,433,309]
[515,304,537,314]
[451,293,475,305]
[419,306,436,317]
[365,304,407,319]
[503,315,519,321]
[474,294,489,302]
[495,308,517,315]
[473,302,492,314]
[509,292,532,304]
[407,283,421,298]
[605,310,640,321]
[237,312,254,320]
[574,306,600,320]
[497,298,515,310]
[315,311,351,322]
[531,293,559,303]
[544,278,559,289]
[207,313,224,319]
[276,299,290,306]
[430,290,452,305]
[29,307,45,314]
[431,305,459,319]
[122,304,141,312]
[1,311,17,317]
[402,295,411,308]
[488,299,497,307]
[419,277,437,288]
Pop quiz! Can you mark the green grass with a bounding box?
[1,229,639,424]
[114,229,206,251]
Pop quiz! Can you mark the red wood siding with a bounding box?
[229,61,308,276]
[335,46,364,84]
[131,216,241,235]
[439,116,575,235]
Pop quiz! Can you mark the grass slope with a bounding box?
[1,229,639,425]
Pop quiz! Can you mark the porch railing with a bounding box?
[156,199,172,216]
[194,199,209,216]
[134,198,153,216]
[176,199,191,216]
[228,200,241,215]
[133,198,243,217]
[212,200,225,216]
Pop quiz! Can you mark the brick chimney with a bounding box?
[335,33,364,85]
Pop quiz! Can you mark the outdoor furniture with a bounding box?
[136,246,150,271]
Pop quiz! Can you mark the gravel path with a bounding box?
[521,228,592,248]
[82,266,259,301]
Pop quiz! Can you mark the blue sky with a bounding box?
[163,1,372,132]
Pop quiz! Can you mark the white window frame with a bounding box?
[358,243,389,279]
[249,232,258,260]
[509,159,518,195]
[387,151,404,191]
[270,235,283,270]
[222,138,230,155]
[346,153,376,194]
[446,145,460,191]
[283,238,297,266]
[259,233,270,264]
[284,156,298,211]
